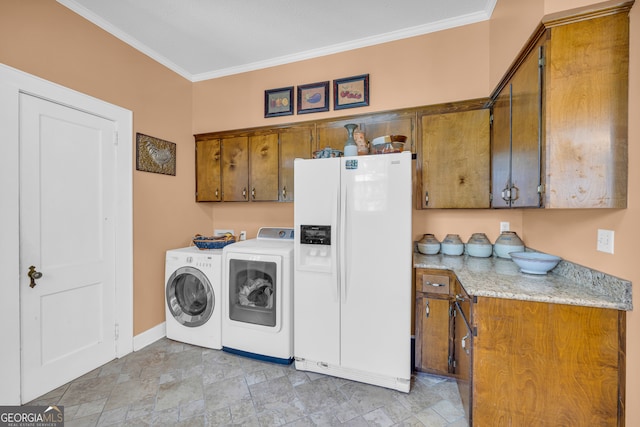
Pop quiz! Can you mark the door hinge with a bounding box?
[115,323,120,340]
[113,130,119,146]
[450,305,455,317]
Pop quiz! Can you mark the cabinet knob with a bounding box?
[425,300,430,318]
[251,187,256,200]
[282,186,287,199]
[242,187,247,199]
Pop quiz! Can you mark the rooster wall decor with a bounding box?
[135,133,176,175]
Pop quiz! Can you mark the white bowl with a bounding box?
[509,252,562,275]
[417,242,440,255]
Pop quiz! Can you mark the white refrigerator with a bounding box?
[293,151,412,392]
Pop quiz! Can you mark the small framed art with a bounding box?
[135,133,176,176]
[334,74,369,110]
[264,86,294,117]
[297,81,329,114]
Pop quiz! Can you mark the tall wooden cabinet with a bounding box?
[491,5,630,208]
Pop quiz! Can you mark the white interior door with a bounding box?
[19,93,117,403]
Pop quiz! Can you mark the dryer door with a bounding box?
[166,266,214,327]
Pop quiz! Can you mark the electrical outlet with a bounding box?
[500,222,510,232]
[597,229,614,254]
[240,230,247,241]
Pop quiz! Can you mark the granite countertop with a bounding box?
[414,252,633,311]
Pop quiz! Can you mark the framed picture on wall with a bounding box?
[334,74,369,110]
[264,86,294,117]
[135,133,176,176]
[297,81,329,114]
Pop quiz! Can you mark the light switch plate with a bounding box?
[597,229,614,254]
[500,222,510,232]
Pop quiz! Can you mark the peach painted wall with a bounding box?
[0,1,210,335]
[2,0,639,422]
[193,1,640,424]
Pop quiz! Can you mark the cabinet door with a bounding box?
[415,295,451,375]
[510,41,543,208]
[453,299,472,425]
[473,297,622,426]
[490,85,512,208]
[545,13,628,208]
[195,138,221,202]
[279,127,312,202]
[491,41,543,208]
[421,109,490,208]
[221,136,249,201]
[249,133,279,201]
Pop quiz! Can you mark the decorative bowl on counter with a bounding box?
[465,232,493,257]
[509,251,562,275]
[417,233,440,255]
[494,231,525,258]
[441,234,464,256]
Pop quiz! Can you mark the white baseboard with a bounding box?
[133,322,166,351]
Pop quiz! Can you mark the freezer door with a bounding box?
[339,151,412,380]
[293,157,341,365]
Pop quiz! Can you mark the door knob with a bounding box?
[28,265,43,288]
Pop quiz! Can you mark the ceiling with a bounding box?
[57,0,497,82]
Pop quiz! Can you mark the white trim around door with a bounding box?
[0,63,133,405]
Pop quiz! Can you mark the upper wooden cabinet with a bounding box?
[195,138,221,202]
[221,136,250,201]
[491,38,544,208]
[279,126,313,202]
[418,101,490,209]
[491,5,630,208]
[248,133,279,201]
[195,125,313,202]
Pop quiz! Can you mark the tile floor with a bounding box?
[27,338,469,426]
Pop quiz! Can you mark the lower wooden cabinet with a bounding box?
[414,269,454,375]
[413,268,626,426]
[472,297,625,426]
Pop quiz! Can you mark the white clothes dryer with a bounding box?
[165,246,223,349]
[222,227,294,364]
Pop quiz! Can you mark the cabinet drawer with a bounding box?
[419,273,450,294]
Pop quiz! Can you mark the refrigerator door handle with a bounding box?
[340,178,348,303]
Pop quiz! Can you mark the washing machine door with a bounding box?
[166,266,214,327]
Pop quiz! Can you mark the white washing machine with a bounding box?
[222,227,294,364]
[165,246,223,349]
